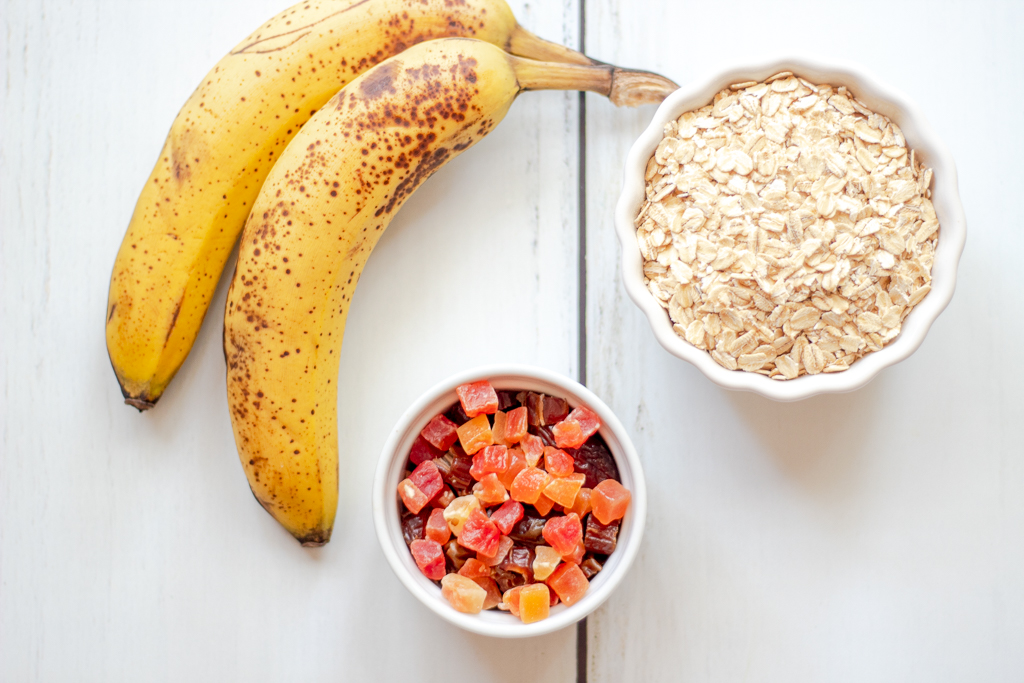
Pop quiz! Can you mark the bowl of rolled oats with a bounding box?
[616,57,966,401]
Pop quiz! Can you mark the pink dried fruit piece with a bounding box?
[456,380,499,417]
[410,539,445,581]
[591,479,631,525]
[421,414,459,451]
[458,509,500,557]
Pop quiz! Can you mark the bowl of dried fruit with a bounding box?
[372,365,646,637]
[616,57,967,401]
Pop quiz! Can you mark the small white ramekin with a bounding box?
[615,56,967,401]
[372,365,646,638]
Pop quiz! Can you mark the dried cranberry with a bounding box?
[584,515,620,555]
[566,434,619,489]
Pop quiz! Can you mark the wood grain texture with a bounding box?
[1,0,580,679]
[583,1,1024,681]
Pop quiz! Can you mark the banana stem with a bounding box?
[510,56,679,107]
[507,25,595,66]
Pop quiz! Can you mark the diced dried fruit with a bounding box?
[437,449,474,495]
[532,545,562,581]
[518,583,550,623]
[398,478,430,515]
[563,406,601,443]
[401,509,430,546]
[472,473,509,506]
[456,380,499,417]
[508,513,546,544]
[542,513,583,556]
[425,508,451,544]
[458,557,492,579]
[542,396,570,425]
[567,436,619,488]
[441,573,487,614]
[533,493,555,516]
[410,539,445,580]
[493,567,528,594]
[445,539,474,570]
[489,500,524,535]
[546,562,589,606]
[472,576,502,610]
[518,391,544,426]
[443,495,482,537]
[444,400,471,426]
[478,534,513,567]
[496,390,520,411]
[504,407,529,444]
[471,444,509,480]
[545,472,586,508]
[542,447,574,477]
[591,479,631,525]
[585,515,620,555]
[534,424,556,447]
[502,586,523,617]
[409,460,444,501]
[491,410,508,446]
[430,488,455,510]
[409,435,442,466]
[420,414,459,451]
[520,434,544,466]
[580,556,603,578]
[567,487,592,518]
[456,414,493,455]
[552,419,585,449]
[458,509,500,557]
[510,467,549,505]
[561,539,585,565]
[499,545,534,581]
[498,447,527,489]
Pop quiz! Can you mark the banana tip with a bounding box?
[124,396,156,412]
[298,531,332,547]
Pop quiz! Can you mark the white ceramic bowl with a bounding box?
[615,57,967,401]
[372,365,646,638]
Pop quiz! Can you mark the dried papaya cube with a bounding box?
[409,460,444,501]
[567,405,601,440]
[409,435,442,466]
[510,467,549,505]
[440,573,487,614]
[532,545,562,581]
[457,557,492,579]
[443,495,481,537]
[425,508,451,544]
[533,492,556,517]
[520,434,545,466]
[504,406,529,444]
[456,414,493,456]
[546,561,589,606]
[561,539,585,566]
[420,414,459,451]
[471,444,508,480]
[430,488,455,510]
[542,447,574,477]
[585,515,620,555]
[398,478,430,515]
[489,500,524,536]
[477,534,513,567]
[472,473,509,507]
[491,410,509,447]
[552,419,585,449]
[455,380,499,417]
[542,513,583,556]
[591,479,631,525]
[544,472,586,508]
[410,539,446,581]
[501,586,523,617]
[472,576,502,610]
[518,584,550,624]
[567,487,592,518]
[458,509,500,557]
[497,448,527,489]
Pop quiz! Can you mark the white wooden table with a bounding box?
[3,1,1022,680]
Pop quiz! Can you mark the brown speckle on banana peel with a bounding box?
[106,0,604,410]
[224,40,521,545]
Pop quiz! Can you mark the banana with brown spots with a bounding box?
[106,0,612,411]
[223,37,676,545]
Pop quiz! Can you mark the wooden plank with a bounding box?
[0,0,581,679]
[583,1,1024,680]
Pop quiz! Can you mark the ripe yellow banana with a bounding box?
[106,0,600,411]
[224,38,677,545]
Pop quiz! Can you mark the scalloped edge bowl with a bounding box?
[615,56,967,401]
[372,365,647,638]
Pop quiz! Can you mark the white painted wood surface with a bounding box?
[2,1,580,680]
[583,1,1024,681]
[4,0,1024,681]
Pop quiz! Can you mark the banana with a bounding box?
[223,38,677,545]
[106,0,602,411]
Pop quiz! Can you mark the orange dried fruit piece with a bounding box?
[518,583,550,624]
[567,487,592,518]
[458,509,500,557]
[471,444,509,480]
[498,447,527,489]
[546,561,589,606]
[504,406,529,444]
[502,586,523,617]
[398,478,430,515]
[520,433,544,466]
[591,479,631,525]
[533,492,556,516]
[510,466,549,505]
[472,473,509,507]
[532,545,562,581]
[458,557,492,579]
[456,380,499,417]
[560,539,585,565]
[477,534,513,567]
[491,410,509,446]
[542,447,574,477]
[456,414,493,455]
[552,419,584,449]
[441,573,487,614]
[425,508,451,544]
[544,472,586,508]
[443,495,481,537]
[542,513,583,556]
[473,576,502,610]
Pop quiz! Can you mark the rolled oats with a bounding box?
[636,74,939,380]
